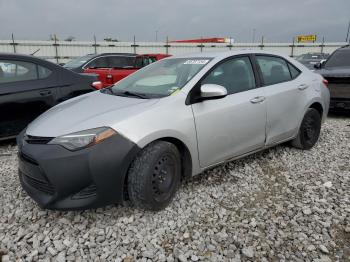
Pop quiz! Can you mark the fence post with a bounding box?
[11,33,17,53]
[53,34,60,64]
[259,36,264,50]
[131,35,138,54]
[227,37,233,50]
[93,35,98,54]
[165,36,170,55]
[320,37,325,54]
[291,37,295,57]
[198,36,204,52]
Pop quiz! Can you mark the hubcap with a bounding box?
[152,155,175,199]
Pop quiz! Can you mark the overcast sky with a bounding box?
[0,0,349,43]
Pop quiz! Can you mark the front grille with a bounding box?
[24,135,53,144]
[19,152,38,165]
[21,172,55,195]
[72,184,97,199]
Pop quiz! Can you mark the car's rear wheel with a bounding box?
[127,141,181,211]
[291,108,321,150]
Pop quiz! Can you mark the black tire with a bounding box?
[291,108,321,150]
[127,141,181,211]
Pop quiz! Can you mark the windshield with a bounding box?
[63,55,94,68]
[109,57,212,98]
[325,49,350,68]
[296,53,325,61]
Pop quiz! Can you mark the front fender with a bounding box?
[136,129,201,176]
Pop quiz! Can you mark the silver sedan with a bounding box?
[17,50,330,211]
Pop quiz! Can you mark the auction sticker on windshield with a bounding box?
[184,60,209,65]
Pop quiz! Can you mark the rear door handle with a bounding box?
[39,90,52,96]
[250,96,265,104]
[298,84,309,90]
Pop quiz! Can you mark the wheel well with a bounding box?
[122,137,193,201]
[309,102,323,116]
[158,137,193,180]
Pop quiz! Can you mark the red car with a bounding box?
[85,54,170,88]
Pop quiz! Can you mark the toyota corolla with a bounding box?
[17,51,330,211]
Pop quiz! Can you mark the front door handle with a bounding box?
[298,84,309,90]
[39,90,52,96]
[250,96,265,104]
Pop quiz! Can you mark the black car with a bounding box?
[295,52,329,69]
[314,46,350,112]
[0,53,98,140]
[63,53,137,73]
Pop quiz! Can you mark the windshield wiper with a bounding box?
[123,91,149,99]
[111,90,150,99]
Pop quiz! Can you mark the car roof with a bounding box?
[90,53,137,57]
[0,52,41,59]
[339,45,350,50]
[171,50,291,60]
[0,53,59,67]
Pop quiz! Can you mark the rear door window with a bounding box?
[86,57,109,68]
[134,56,154,68]
[256,56,292,85]
[0,60,38,83]
[108,56,135,68]
[38,65,52,79]
[288,63,301,79]
[149,56,157,63]
[134,57,143,68]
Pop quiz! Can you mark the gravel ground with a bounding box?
[0,115,349,262]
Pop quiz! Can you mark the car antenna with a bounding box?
[31,49,40,56]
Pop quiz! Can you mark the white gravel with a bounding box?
[0,115,349,261]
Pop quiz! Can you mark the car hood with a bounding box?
[316,67,350,77]
[26,91,159,137]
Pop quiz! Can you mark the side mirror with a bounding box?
[200,84,227,99]
[314,59,326,69]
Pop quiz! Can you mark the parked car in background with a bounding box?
[295,52,329,69]
[64,53,170,88]
[314,45,350,112]
[0,53,99,140]
[17,51,329,211]
[63,53,137,73]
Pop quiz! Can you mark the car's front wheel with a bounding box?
[127,141,181,211]
[291,108,322,150]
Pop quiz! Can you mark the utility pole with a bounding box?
[155,30,158,42]
[346,20,350,43]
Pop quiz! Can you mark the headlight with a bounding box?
[48,127,116,151]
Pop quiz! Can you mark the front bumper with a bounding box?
[17,131,140,210]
